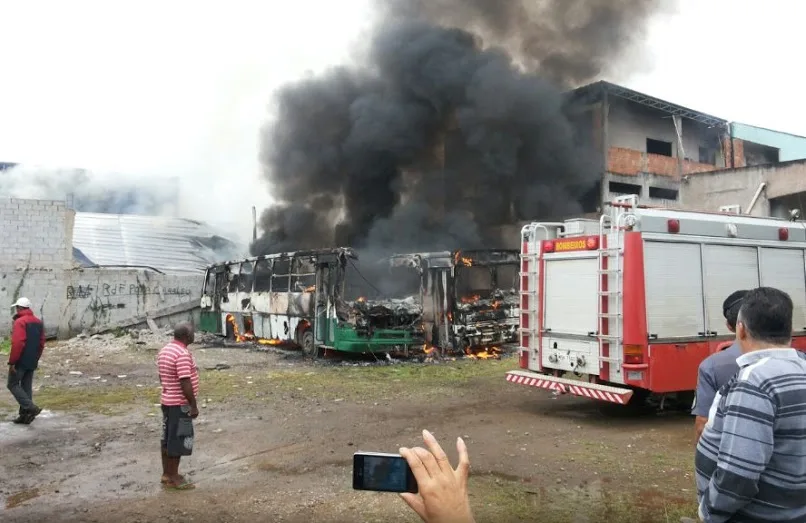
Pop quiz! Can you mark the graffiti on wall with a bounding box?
[66,282,193,300]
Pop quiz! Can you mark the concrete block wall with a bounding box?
[0,198,73,268]
[0,197,203,338]
[60,269,202,335]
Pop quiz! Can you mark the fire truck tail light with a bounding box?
[519,350,529,369]
[779,227,789,241]
[667,219,680,234]
[543,241,555,253]
[623,344,644,365]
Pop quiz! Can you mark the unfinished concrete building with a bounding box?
[564,81,806,210]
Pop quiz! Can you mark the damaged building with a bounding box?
[563,81,806,213]
[0,197,245,337]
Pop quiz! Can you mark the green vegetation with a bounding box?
[0,338,9,355]
[34,385,159,415]
[199,358,518,402]
[468,476,697,523]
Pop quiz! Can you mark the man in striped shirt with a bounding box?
[157,322,200,490]
[695,287,806,522]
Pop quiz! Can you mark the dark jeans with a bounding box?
[7,368,36,413]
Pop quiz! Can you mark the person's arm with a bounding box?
[175,353,198,417]
[692,362,718,440]
[699,382,775,523]
[8,319,26,368]
[38,321,46,359]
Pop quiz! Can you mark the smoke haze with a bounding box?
[252,0,668,257]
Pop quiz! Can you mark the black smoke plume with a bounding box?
[252,0,667,256]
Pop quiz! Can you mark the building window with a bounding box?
[698,146,716,165]
[646,138,673,157]
[648,186,679,201]
[608,181,642,196]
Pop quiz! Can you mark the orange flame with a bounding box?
[460,295,481,304]
[304,285,316,292]
[453,252,473,267]
[226,314,282,345]
[464,346,502,360]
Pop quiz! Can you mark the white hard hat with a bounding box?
[11,297,31,309]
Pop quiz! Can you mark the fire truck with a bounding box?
[506,195,806,408]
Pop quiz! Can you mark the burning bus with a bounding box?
[371,250,520,357]
[198,247,519,358]
[199,248,422,357]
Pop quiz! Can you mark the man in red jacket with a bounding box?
[7,297,45,424]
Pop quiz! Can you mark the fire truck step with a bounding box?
[505,370,634,404]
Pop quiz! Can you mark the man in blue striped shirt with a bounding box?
[695,287,806,522]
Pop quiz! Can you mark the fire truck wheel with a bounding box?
[597,388,652,417]
[300,329,318,358]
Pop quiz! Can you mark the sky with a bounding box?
[0,0,803,242]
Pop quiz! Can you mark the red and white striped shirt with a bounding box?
[157,340,200,406]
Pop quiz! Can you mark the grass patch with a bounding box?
[561,439,693,482]
[0,338,9,355]
[469,476,697,523]
[34,385,160,415]
[199,358,518,402]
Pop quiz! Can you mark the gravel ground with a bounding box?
[0,333,700,522]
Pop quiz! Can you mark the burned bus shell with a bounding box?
[199,248,421,357]
[380,249,520,354]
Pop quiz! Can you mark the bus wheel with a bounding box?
[300,329,318,358]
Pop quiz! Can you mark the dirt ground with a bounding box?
[0,332,700,522]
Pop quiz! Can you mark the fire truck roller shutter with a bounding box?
[543,257,598,337]
[702,245,759,337]
[759,248,806,332]
[643,242,705,338]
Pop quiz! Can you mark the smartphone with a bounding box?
[352,452,418,493]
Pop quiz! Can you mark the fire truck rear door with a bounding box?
[542,254,599,373]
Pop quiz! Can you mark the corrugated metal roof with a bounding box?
[72,212,247,273]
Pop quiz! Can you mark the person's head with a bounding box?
[11,297,31,314]
[174,322,195,346]
[723,290,749,333]
[736,287,793,352]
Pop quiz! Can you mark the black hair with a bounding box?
[173,322,195,342]
[722,290,749,330]
[737,287,793,346]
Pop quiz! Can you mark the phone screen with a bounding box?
[354,453,416,493]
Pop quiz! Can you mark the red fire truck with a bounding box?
[506,195,806,407]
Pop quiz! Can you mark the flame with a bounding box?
[304,285,316,292]
[422,344,436,355]
[464,346,502,360]
[357,296,366,303]
[460,294,481,304]
[225,314,282,345]
[226,314,248,342]
[453,251,473,267]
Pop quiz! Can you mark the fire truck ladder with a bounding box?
[519,223,562,362]
[519,224,541,357]
[596,196,636,376]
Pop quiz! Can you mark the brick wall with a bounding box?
[721,137,747,168]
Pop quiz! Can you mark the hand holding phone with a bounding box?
[353,452,418,493]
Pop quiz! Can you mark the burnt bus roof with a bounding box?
[205,247,358,270]
[388,249,519,268]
